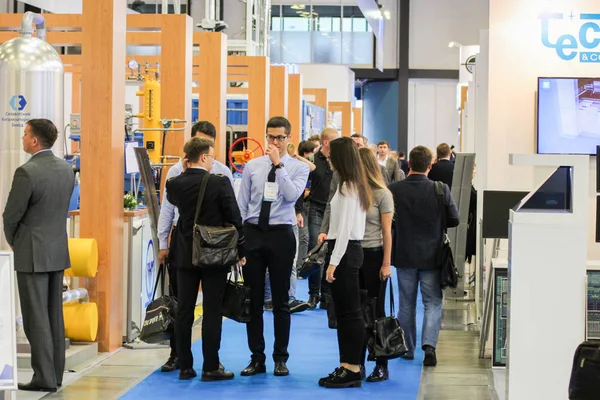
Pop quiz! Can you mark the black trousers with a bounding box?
[243,223,295,363]
[359,247,387,367]
[17,270,65,388]
[175,266,228,372]
[329,240,364,365]
[167,226,179,356]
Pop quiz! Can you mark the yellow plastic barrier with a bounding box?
[65,238,98,278]
[63,302,98,342]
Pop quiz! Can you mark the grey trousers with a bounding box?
[17,270,65,388]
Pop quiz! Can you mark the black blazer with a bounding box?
[428,159,454,189]
[166,168,245,269]
[389,175,459,270]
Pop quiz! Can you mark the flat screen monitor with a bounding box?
[482,191,529,239]
[537,77,600,155]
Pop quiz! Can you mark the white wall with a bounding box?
[486,0,600,259]
[298,64,356,103]
[378,0,398,69]
[409,0,489,70]
[407,79,459,152]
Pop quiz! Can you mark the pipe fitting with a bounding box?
[62,288,89,303]
[19,11,47,42]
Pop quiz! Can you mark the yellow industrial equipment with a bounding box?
[65,238,98,278]
[129,60,162,164]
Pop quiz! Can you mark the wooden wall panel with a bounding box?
[329,101,353,138]
[80,0,126,353]
[194,32,228,163]
[353,107,362,135]
[303,88,328,115]
[288,74,303,146]
[269,65,288,118]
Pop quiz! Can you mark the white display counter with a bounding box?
[0,252,17,399]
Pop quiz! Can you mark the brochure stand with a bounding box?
[0,252,17,400]
[506,154,589,400]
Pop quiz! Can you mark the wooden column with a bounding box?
[80,0,126,352]
[353,107,362,135]
[247,56,270,147]
[269,65,288,118]
[303,88,328,115]
[195,32,228,162]
[329,101,353,137]
[288,73,303,145]
[160,15,192,158]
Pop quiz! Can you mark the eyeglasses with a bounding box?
[266,134,289,142]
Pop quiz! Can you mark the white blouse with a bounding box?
[326,184,366,266]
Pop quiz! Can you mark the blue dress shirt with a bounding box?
[237,154,309,226]
[158,159,233,249]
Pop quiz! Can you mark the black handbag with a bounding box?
[220,265,252,323]
[298,240,328,279]
[433,181,460,289]
[326,290,377,331]
[326,295,337,329]
[140,264,178,344]
[192,173,239,269]
[568,340,600,399]
[367,278,408,361]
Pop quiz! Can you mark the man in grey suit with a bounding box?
[377,140,405,184]
[2,119,75,392]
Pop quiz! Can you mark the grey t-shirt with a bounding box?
[362,187,394,248]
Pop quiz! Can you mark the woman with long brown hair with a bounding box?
[357,147,394,382]
[319,136,372,389]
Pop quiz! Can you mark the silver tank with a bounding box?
[0,12,64,250]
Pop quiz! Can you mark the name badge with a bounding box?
[263,182,279,202]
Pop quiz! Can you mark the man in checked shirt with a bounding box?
[157,121,233,373]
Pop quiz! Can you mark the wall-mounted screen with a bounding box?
[537,77,600,155]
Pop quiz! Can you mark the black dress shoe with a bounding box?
[290,299,310,314]
[161,355,179,372]
[366,365,389,382]
[423,346,437,367]
[324,367,362,389]
[179,368,197,380]
[319,367,341,386]
[201,369,234,381]
[308,295,319,309]
[240,360,266,376]
[18,382,57,392]
[274,361,289,376]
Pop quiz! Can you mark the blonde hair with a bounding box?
[287,142,295,156]
[320,127,338,143]
[358,147,387,191]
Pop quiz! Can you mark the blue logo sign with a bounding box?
[144,240,155,307]
[542,12,600,62]
[9,95,26,111]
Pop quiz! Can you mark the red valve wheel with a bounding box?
[228,136,265,173]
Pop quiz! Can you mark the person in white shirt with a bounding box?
[156,120,233,373]
[318,137,372,389]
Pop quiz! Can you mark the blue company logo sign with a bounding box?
[9,95,26,111]
[542,12,600,62]
[144,240,155,307]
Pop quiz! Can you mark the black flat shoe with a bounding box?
[324,367,362,389]
[161,355,179,372]
[366,365,389,382]
[319,367,342,386]
[201,369,234,381]
[241,360,266,376]
[179,368,197,380]
[274,361,289,376]
[18,382,57,392]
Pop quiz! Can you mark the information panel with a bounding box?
[493,268,508,367]
[0,252,17,390]
[587,271,600,339]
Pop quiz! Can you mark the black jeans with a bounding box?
[329,240,365,365]
[175,267,228,372]
[307,202,325,297]
[243,223,296,363]
[167,226,179,357]
[359,247,387,367]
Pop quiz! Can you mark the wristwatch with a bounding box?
[274,163,284,169]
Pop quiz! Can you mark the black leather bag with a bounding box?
[433,181,460,289]
[327,290,377,331]
[192,173,239,269]
[367,278,408,361]
[140,264,178,344]
[569,340,600,399]
[298,241,328,279]
[220,265,252,323]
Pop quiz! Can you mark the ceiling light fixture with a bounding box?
[448,41,463,48]
[384,10,391,20]
[290,4,305,10]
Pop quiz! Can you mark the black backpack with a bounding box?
[568,340,600,399]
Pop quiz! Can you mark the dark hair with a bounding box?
[27,119,58,148]
[266,116,291,136]
[308,135,320,143]
[398,151,405,158]
[436,143,451,159]
[409,146,433,173]
[298,140,318,157]
[183,137,213,163]
[377,140,390,147]
[329,137,372,212]
[191,121,216,139]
